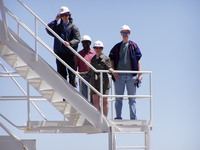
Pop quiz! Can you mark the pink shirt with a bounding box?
[76,49,96,72]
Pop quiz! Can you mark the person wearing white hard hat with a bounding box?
[76,35,95,103]
[87,40,113,116]
[109,25,142,120]
[46,6,80,87]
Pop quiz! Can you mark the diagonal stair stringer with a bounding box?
[0,20,110,133]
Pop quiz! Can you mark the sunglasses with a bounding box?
[94,47,103,49]
[82,40,91,43]
[121,31,130,34]
[60,13,69,17]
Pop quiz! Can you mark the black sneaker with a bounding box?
[114,117,122,120]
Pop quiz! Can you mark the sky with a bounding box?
[1,0,200,150]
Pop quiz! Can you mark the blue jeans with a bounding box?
[114,74,137,120]
[79,76,93,104]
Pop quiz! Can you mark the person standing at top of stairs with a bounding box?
[88,40,113,117]
[109,25,142,120]
[76,35,96,104]
[46,6,81,87]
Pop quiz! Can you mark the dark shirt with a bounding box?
[46,18,80,54]
[89,53,111,94]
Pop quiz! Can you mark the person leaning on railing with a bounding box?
[87,40,113,117]
[109,25,142,120]
[46,6,80,87]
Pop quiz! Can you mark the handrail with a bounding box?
[0,122,28,150]
[0,62,48,120]
[16,0,97,72]
[2,0,152,122]
[4,7,103,98]
[5,0,152,98]
[0,114,26,129]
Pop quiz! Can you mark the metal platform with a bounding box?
[0,0,153,149]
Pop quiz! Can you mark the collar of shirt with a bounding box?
[80,49,95,55]
[62,21,70,27]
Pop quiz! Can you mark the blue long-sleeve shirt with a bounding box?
[109,40,142,75]
[46,18,80,54]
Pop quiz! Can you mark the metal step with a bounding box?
[15,66,30,77]
[52,101,86,126]
[25,121,99,133]
[0,46,89,129]
[111,120,150,132]
[2,53,18,66]
[12,58,27,68]
[0,44,14,56]
[27,77,42,89]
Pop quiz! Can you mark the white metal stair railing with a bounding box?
[14,0,116,121]
[0,122,29,150]
[0,37,79,121]
[0,0,153,149]
[108,119,151,150]
[0,31,110,133]
[0,0,110,133]
[0,39,91,131]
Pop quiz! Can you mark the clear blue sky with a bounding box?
[1,0,200,150]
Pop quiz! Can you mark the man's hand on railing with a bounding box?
[63,41,70,47]
[109,68,120,80]
[108,68,114,74]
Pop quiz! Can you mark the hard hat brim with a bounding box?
[60,11,69,15]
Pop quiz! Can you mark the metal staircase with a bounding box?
[0,20,109,133]
[0,0,153,149]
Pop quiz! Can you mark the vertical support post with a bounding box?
[88,85,91,102]
[27,82,30,127]
[109,126,116,150]
[110,76,114,119]
[100,72,103,122]
[149,73,152,126]
[111,100,114,119]
[0,0,9,41]
[145,130,150,150]
[34,16,38,61]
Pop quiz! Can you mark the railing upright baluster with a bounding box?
[35,16,38,61]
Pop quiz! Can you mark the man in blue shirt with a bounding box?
[109,25,142,120]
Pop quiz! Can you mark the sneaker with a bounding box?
[114,117,122,120]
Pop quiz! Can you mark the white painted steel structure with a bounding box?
[0,0,153,150]
[0,122,36,150]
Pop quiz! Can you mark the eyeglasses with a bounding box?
[121,31,130,34]
[60,13,69,17]
[94,47,103,49]
[82,40,91,43]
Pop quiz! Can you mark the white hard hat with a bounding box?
[81,35,92,42]
[121,25,131,32]
[59,6,70,15]
[93,40,104,48]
